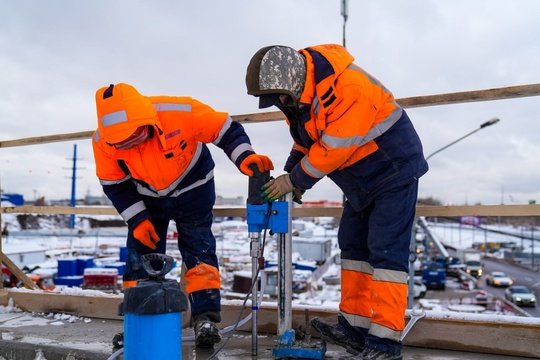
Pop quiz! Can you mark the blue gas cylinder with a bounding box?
[123,254,187,360]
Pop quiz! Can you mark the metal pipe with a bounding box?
[250,232,261,356]
[277,193,293,336]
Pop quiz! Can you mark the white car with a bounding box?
[485,271,513,287]
[505,285,537,307]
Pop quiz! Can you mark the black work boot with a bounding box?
[194,320,221,348]
[311,316,365,355]
[193,311,221,348]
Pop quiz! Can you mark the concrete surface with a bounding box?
[0,311,534,360]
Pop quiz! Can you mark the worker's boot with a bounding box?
[311,315,365,355]
[193,311,221,348]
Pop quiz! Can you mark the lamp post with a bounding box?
[425,118,500,161]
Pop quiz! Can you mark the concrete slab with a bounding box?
[0,312,531,360]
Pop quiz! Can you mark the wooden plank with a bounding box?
[398,83,540,108]
[0,289,123,320]
[0,131,93,148]
[2,204,540,218]
[0,205,119,216]
[404,314,540,358]
[0,253,39,290]
[231,110,285,124]
[1,83,540,148]
[415,204,540,217]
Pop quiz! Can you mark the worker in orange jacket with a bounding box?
[92,83,273,348]
[246,45,428,360]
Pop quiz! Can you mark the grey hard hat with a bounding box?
[246,45,306,108]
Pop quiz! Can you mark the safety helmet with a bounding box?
[95,83,158,145]
[246,46,306,109]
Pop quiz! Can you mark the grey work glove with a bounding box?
[262,173,295,201]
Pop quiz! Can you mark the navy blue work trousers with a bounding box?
[124,178,220,317]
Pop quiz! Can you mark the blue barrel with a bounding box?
[57,258,78,277]
[123,254,187,360]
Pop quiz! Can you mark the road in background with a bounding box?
[480,257,539,317]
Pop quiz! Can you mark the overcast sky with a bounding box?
[1,1,540,206]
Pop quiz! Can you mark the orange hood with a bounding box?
[95,83,160,144]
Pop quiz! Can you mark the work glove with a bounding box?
[262,173,296,201]
[133,219,160,250]
[292,188,305,205]
[240,153,274,176]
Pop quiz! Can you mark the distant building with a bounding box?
[84,194,112,206]
[3,243,47,268]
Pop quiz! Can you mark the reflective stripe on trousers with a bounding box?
[338,180,418,350]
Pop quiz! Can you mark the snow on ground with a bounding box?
[426,220,539,253]
[2,214,538,329]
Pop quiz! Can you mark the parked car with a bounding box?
[421,261,446,290]
[485,271,513,287]
[474,290,489,306]
[505,285,537,307]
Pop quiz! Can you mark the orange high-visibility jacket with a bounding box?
[286,44,403,188]
[92,83,256,227]
[282,44,427,207]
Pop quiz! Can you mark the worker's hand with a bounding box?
[262,173,296,201]
[292,188,305,204]
[133,219,159,250]
[240,154,274,176]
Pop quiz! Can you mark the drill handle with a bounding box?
[247,165,270,205]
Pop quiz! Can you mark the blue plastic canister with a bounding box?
[123,254,187,360]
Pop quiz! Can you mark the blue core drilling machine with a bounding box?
[246,168,326,359]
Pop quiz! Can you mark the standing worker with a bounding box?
[246,44,428,360]
[91,82,273,348]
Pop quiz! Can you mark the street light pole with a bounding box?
[425,118,500,161]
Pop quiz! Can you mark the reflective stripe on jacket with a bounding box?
[283,45,427,211]
[286,44,405,189]
[93,91,255,226]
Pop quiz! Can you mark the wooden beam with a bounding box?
[397,83,540,108]
[416,204,540,217]
[0,253,38,290]
[231,110,285,124]
[2,204,540,217]
[1,83,540,148]
[0,288,122,319]
[0,131,93,148]
[0,205,119,216]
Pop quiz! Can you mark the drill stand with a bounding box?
[246,169,325,359]
[273,329,326,359]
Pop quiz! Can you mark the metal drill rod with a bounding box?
[250,232,261,356]
[277,193,293,336]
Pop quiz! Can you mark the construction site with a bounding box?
[2,82,540,359]
[2,1,540,359]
